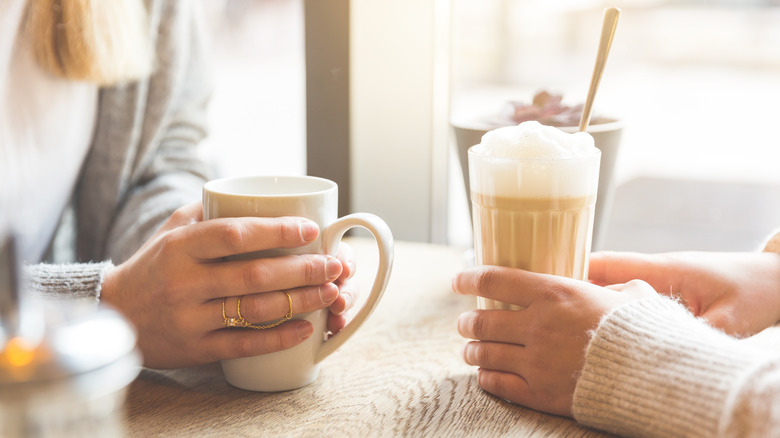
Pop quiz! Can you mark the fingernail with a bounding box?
[297,322,314,339]
[319,283,338,304]
[336,292,351,315]
[326,257,342,279]
[300,221,319,242]
[462,343,474,364]
[456,312,472,336]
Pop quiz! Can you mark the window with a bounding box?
[449,0,780,248]
[451,0,780,185]
[201,0,306,178]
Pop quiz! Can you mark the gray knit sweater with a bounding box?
[573,230,780,437]
[24,0,212,302]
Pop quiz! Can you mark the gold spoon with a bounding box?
[579,7,621,132]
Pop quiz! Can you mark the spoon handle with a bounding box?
[579,7,621,132]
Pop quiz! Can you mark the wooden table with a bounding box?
[123,238,608,437]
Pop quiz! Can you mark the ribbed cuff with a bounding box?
[573,296,775,438]
[24,262,114,303]
[762,229,780,254]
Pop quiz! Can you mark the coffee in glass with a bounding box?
[468,121,601,310]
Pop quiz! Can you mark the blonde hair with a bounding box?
[25,0,154,86]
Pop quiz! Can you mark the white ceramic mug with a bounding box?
[202,175,394,391]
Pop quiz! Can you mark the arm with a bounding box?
[575,296,780,438]
[589,230,780,337]
[453,265,780,437]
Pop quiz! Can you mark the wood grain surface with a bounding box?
[123,238,611,437]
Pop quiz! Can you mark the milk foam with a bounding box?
[478,121,596,159]
[469,121,600,199]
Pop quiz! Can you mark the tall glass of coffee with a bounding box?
[468,121,601,310]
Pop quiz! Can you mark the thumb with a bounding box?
[158,203,203,233]
[589,251,664,287]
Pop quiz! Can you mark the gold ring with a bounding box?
[222,297,243,328]
[235,291,293,330]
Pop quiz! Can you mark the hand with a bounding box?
[589,251,780,337]
[101,203,346,369]
[453,266,653,416]
[224,241,359,336]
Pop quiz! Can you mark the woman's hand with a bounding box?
[100,203,356,369]
[453,266,653,416]
[589,251,780,337]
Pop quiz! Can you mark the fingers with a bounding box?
[133,203,203,255]
[452,266,527,306]
[475,368,531,407]
[460,340,537,409]
[210,262,359,333]
[452,266,571,307]
[327,312,348,334]
[465,342,574,417]
[200,253,343,300]
[463,341,524,374]
[211,283,355,338]
[327,287,353,316]
[335,242,356,282]
[458,310,527,345]
[589,251,669,288]
[184,216,320,261]
[325,277,359,334]
[214,283,340,329]
[202,319,315,362]
[160,203,203,232]
[326,243,360,318]
[328,275,358,316]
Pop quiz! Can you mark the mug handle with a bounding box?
[314,213,394,363]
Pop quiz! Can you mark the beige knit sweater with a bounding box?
[573,230,780,437]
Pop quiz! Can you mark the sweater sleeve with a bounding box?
[104,1,213,264]
[76,1,213,265]
[23,261,113,304]
[572,296,780,438]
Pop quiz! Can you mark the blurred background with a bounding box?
[200,0,780,250]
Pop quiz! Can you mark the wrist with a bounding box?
[98,264,120,305]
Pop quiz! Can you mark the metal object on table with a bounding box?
[0,233,141,437]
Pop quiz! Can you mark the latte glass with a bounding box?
[468,144,601,310]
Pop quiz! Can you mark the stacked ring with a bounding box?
[222,291,294,330]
